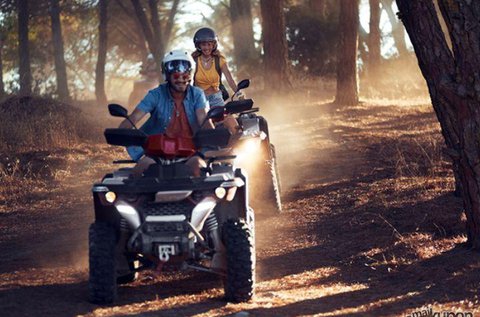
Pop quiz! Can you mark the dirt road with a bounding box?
[1,99,479,317]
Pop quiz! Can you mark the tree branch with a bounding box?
[131,0,155,55]
[148,0,164,56]
[164,0,180,46]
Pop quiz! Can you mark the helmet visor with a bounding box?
[164,60,191,74]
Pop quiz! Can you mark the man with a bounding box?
[119,49,214,176]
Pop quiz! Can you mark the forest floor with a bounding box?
[1,94,479,317]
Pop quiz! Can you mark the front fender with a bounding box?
[93,193,121,228]
[214,168,250,223]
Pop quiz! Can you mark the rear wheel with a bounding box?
[256,143,282,214]
[88,222,118,304]
[222,217,255,302]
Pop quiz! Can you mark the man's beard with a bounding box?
[169,73,191,92]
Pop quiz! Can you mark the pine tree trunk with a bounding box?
[18,0,32,95]
[50,0,70,102]
[230,0,257,78]
[95,0,108,105]
[335,0,359,106]
[368,0,381,68]
[308,0,327,17]
[0,37,4,99]
[396,0,480,247]
[260,0,291,91]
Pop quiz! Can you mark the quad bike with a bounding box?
[89,81,255,304]
[225,88,282,215]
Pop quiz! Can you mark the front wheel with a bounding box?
[88,222,118,304]
[222,218,255,302]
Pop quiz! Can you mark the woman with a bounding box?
[191,27,240,108]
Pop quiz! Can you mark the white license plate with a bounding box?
[158,244,176,262]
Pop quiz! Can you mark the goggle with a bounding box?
[164,60,192,74]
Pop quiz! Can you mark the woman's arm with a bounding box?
[221,63,237,93]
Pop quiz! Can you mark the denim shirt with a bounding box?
[127,83,209,161]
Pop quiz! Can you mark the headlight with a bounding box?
[241,138,261,154]
[105,191,116,203]
[215,187,227,199]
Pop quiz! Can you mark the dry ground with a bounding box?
[0,95,479,317]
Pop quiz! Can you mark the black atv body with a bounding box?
[88,99,256,304]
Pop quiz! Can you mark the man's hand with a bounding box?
[234,91,245,100]
[196,108,215,129]
[223,115,241,134]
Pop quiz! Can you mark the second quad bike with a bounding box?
[89,80,256,304]
[234,100,282,214]
[219,85,282,215]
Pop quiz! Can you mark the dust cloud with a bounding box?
[252,86,337,191]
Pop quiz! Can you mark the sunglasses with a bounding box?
[164,60,192,74]
[172,72,191,81]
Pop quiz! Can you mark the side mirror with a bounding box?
[108,104,128,118]
[236,79,250,92]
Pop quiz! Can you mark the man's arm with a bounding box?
[118,108,147,128]
[196,108,215,130]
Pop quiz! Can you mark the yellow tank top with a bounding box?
[194,56,226,91]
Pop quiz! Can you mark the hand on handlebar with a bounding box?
[233,91,245,100]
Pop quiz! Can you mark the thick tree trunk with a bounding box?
[50,0,70,102]
[260,0,291,91]
[382,0,408,57]
[308,0,327,17]
[95,0,108,105]
[368,0,381,68]
[0,37,4,99]
[18,0,32,95]
[396,0,480,247]
[335,0,359,106]
[230,0,257,78]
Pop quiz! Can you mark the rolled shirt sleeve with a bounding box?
[136,89,158,113]
[126,89,159,161]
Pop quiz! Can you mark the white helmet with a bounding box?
[162,49,193,81]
